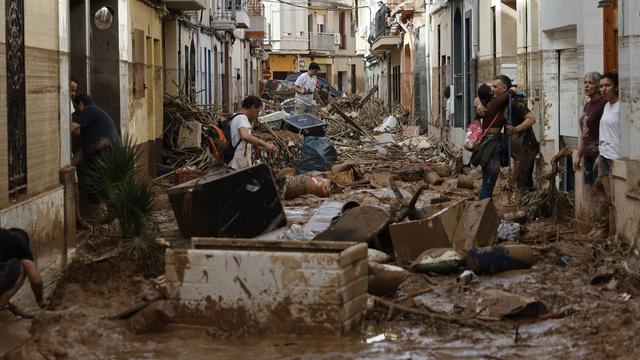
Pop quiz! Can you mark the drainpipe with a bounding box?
[474,0,479,85]
[425,1,432,129]
[524,0,529,90]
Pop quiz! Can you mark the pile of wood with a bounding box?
[254,128,303,173]
[161,94,222,175]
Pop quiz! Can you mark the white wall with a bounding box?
[619,0,640,159]
[264,2,308,51]
[539,0,579,33]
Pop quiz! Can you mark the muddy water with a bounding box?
[0,316,31,354]
[5,190,640,359]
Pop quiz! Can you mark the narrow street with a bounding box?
[1,0,640,359]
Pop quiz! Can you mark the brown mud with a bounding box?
[3,182,640,359]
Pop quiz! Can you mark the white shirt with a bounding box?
[229,114,253,170]
[598,101,620,160]
[446,96,454,125]
[294,72,318,106]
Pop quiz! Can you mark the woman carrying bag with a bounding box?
[467,76,514,200]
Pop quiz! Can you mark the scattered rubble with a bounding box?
[127,301,175,334]
[7,93,640,359]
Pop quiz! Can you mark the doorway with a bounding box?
[464,10,473,129]
[350,64,356,94]
[453,7,463,128]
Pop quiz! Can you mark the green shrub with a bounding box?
[86,136,158,256]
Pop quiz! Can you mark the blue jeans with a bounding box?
[479,139,503,200]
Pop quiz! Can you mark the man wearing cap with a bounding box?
[0,228,45,310]
[292,62,320,115]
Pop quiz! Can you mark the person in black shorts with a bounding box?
[0,228,45,309]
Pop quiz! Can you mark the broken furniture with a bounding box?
[258,110,289,129]
[167,164,286,238]
[281,113,326,137]
[389,199,499,265]
[165,239,368,335]
[314,205,392,251]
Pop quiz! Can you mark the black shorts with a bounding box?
[0,258,21,294]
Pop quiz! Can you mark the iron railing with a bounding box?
[310,32,336,51]
[6,0,27,198]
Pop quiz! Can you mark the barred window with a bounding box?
[6,0,27,198]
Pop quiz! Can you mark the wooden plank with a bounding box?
[358,84,379,109]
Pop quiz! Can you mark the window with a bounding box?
[317,15,325,33]
[392,65,401,105]
[6,0,27,198]
[208,49,212,104]
[339,11,346,49]
[184,45,190,96]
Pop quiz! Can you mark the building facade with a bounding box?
[362,0,426,121]
[424,0,640,244]
[264,0,365,95]
[0,0,70,272]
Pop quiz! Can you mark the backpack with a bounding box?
[206,113,242,164]
[508,93,539,155]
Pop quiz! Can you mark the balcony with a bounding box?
[211,0,250,31]
[391,0,417,19]
[370,34,402,52]
[165,0,207,10]
[235,9,250,29]
[246,16,266,38]
[246,3,266,38]
[278,34,309,52]
[310,32,337,52]
[309,0,352,9]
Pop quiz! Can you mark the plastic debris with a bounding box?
[286,224,316,241]
[497,219,521,242]
[373,115,397,133]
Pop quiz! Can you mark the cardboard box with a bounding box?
[390,200,469,264]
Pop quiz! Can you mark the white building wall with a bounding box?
[264,2,308,52]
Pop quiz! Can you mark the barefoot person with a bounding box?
[0,228,45,310]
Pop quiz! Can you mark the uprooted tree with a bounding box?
[521,146,573,220]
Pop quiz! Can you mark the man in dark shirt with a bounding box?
[505,92,539,192]
[0,228,45,309]
[71,93,119,167]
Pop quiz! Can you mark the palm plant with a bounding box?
[86,135,158,256]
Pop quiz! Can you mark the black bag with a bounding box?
[218,113,243,164]
[470,134,500,168]
[501,133,510,167]
[295,137,338,173]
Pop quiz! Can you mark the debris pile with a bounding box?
[162,94,221,174]
[254,128,303,173]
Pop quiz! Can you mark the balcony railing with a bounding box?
[211,0,250,30]
[165,0,207,10]
[279,34,309,51]
[247,15,266,38]
[310,32,337,51]
[309,0,353,9]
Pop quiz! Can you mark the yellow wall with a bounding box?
[128,0,163,146]
[268,54,299,73]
